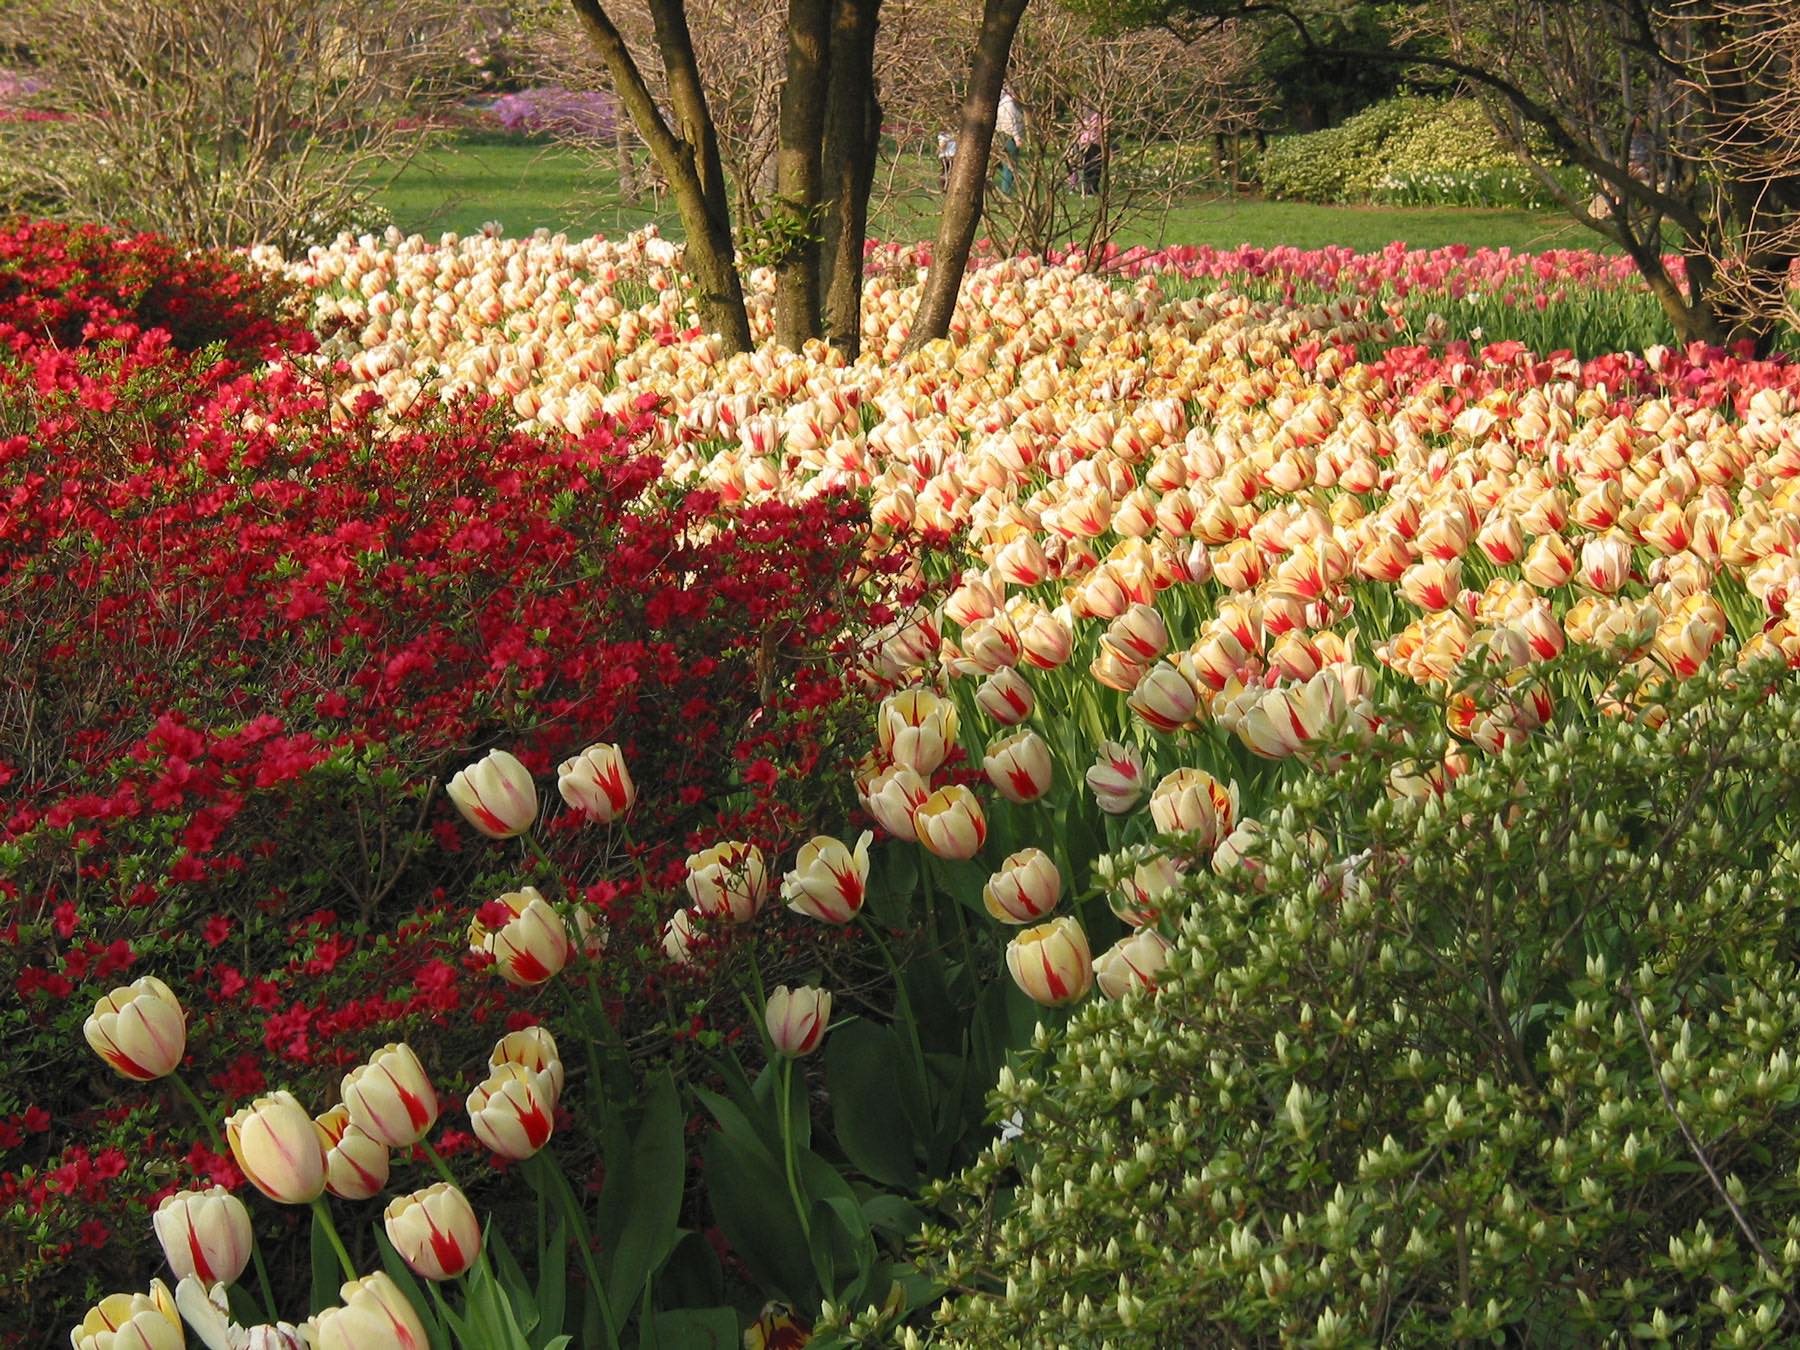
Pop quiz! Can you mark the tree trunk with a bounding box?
[571,0,754,354]
[902,0,1030,352]
[773,0,833,350]
[820,0,882,357]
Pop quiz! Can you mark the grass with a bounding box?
[374,138,1595,255]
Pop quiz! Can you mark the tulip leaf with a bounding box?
[535,1215,568,1345]
[698,1100,816,1306]
[375,1228,454,1350]
[640,1307,740,1347]
[872,842,919,923]
[486,1221,539,1331]
[824,1019,920,1188]
[601,1066,686,1316]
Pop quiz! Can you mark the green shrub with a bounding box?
[921,663,1800,1346]
[1261,97,1557,208]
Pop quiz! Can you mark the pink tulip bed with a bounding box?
[7,218,1800,1347]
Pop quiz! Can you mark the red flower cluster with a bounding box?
[0,221,924,1338]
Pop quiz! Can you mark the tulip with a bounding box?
[341,1043,440,1149]
[1085,741,1144,815]
[468,886,571,986]
[1094,929,1172,999]
[226,1091,327,1205]
[69,1280,182,1350]
[467,1063,559,1160]
[84,976,186,1081]
[489,1026,565,1098]
[314,1105,391,1202]
[1102,848,1184,926]
[1005,917,1094,1007]
[982,848,1063,923]
[982,729,1053,804]
[861,762,929,841]
[384,1183,481,1281]
[1014,604,1073,668]
[1126,662,1199,733]
[445,748,537,839]
[555,743,635,823]
[306,1273,430,1350]
[782,831,873,924]
[876,687,961,775]
[961,613,1022,672]
[661,907,700,964]
[765,985,832,1058]
[1578,533,1634,593]
[1089,645,1148,692]
[152,1186,252,1286]
[684,842,771,923]
[1147,767,1238,851]
[1520,533,1574,588]
[173,1278,303,1350]
[913,785,988,860]
[1102,603,1169,664]
[975,666,1035,725]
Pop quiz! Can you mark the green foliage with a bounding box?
[1262,97,1559,208]
[922,663,1800,1346]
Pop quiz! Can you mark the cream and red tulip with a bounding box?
[226,1091,328,1205]
[84,977,186,1082]
[467,1063,559,1160]
[782,831,873,924]
[555,742,636,823]
[982,729,1053,805]
[445,748,538,839]
[152,1186,253,1287]
[1005,917,1095,1007]
[384,1183,482,1281]
[685,842,771,923]
[468,886,572,986]
[765,985,832,1058]
[341,1043,439,1149]
[913,785,988,860]
[314,1104,391,1202]
[69,1280,182,1350]
[982,848,1063,923]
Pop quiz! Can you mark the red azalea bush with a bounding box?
[0,225,921,1342]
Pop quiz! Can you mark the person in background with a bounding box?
[1628,113,1655,188]
[937,129,958,191]
[995,85,1023,196]
[1072,106,1106,196]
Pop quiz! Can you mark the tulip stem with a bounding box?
[777,1056,815,1249]
[418,1138,461,1190]
[310,1197,358,1282]
[168,1073,282,1321]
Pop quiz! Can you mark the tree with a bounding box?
[904,0,1033,351]
[1079,0,1800,350]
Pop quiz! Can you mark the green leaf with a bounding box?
[486,1223,539,1333]
[535,1216,567,1345]
[699,1114,816,1306]
[639,1307,739,1348]
[825,1019,920,1188]
[600,1068,686,1315]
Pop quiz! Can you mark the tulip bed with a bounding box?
[7,217,1800,1347]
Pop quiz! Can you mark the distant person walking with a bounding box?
[1627,113,1655,188]
[937,129,958,192]
[995,86,1023,196]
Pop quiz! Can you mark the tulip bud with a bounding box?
[307,1273,431,1350]
[1094,929,1172,998]
[765,985,832,1058]
[982,728,1054,804]
[661,907,701,963]
[489,1026,565,1098]
[467,1063,559,1161]
[861,762,930,841]
[342,1043,440,1149]
[445,748,538,838]
[975,667,1035,725]
[153,1187,253,1286]
[556,743,635,823]
[70,1281,182,1350]
[877,688,961,775]
[913,785,988,860]
[982,848,1062,923]
[684,842,770,923]
[227,1091,328,1204]
[1005,917,1095,1007]
[314,1104,391,1202]
[84,976,186,1081]
[1126,663,1199,733]
[1148,767,1238,851]
[469,886,571,986]
[782,831,873,924]
[1085,741,1145,814]
[385,1183,481,1281]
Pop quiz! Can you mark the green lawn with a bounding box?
[374,139,1595,254]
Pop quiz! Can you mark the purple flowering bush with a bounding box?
[487,86,617,140]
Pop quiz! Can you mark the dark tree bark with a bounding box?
[820,0,883,356]
[571,0,754,354]
[773,0,833,350]
[903,0,1031,352]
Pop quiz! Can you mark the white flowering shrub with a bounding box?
[921,662,1800,1346]
[1261,97,1560,208]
